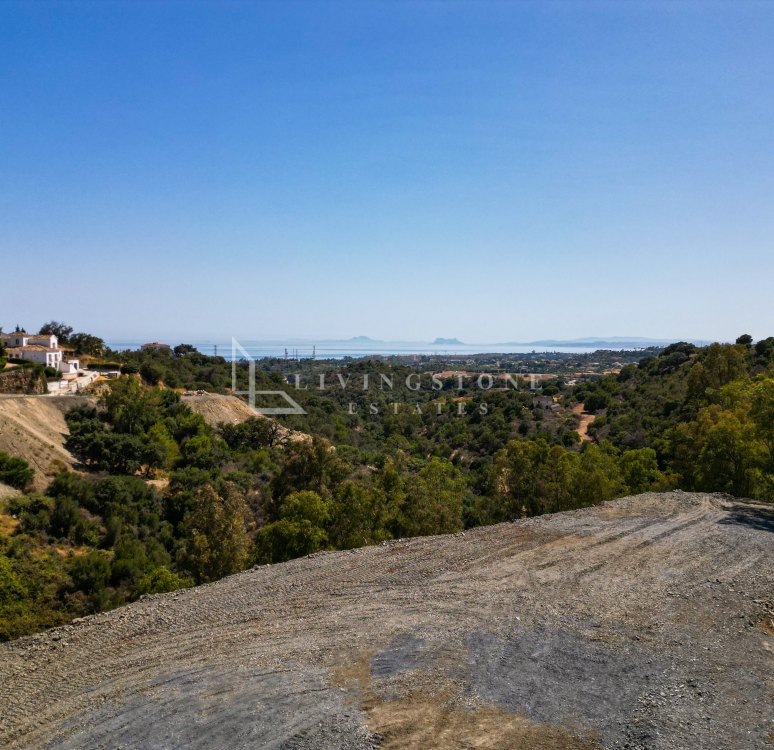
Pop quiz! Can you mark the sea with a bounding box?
[104,339,631,360]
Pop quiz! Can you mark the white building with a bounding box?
[1,331,79,372]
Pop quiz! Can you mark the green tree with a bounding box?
[180,434,224,470]
[0,453,33,490]
[571,443,626,507]
[584,390,611,414]
[673,403,765,497]
[754,337,774,362]
[750,377,774,464]
[102,378,161,434]
[139,361,164,385]
[70,551,112,594]
[49,496,81,539]
[687,343,748,402]
[221,417,284,451]
[538,445,580,513]
[178,483,252,583]
[145,422,180,470]
[134,567,190,597]
[490,439,549,519]
[270,437,348,505]
[255,490,331,563]
[329,481,392,549]
[619,448,663,494]
[68,332,105,357]
[0,556,27,607]
[398,458,465,537]
[173,344,198,356]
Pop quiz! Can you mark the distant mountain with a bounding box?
[502,336,710,349]
[432,337,464,345]
[348,336,382,343]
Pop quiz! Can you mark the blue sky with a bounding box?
[1,1,773,343]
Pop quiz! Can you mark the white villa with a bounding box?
[1,331,80,373]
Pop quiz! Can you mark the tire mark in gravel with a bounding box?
[570,506,718,583]
[533,516,666,571]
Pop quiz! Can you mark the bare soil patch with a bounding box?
[572,402,596,441]
[0,396,94,489]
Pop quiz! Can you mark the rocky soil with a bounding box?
[0,492,772,749]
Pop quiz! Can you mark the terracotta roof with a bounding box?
[142,342,170,348]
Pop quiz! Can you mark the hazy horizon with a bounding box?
[0,321,741,348]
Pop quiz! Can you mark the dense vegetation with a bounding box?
[1,335,773,640]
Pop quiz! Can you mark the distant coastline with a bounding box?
[102,336,703,360]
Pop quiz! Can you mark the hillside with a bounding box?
[1,492,771,749]
[182,392,309,441]
[0,393,298,493]
[0,396,94,490]
[180,392,259,425]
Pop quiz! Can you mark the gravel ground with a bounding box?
[0,492,772,749]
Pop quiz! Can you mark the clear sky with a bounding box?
[1,1,772,343]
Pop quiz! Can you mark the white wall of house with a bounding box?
[2,333,29,347]
[6,347,63,368]
[28,334,58,349]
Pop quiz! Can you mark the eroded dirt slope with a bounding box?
[181,393,259,425]
[1,493,772,749]
[0,393,300,493]
[0,396,94,490]
[182,393,308,441]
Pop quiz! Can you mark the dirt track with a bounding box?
[572,403,596,442]
[1,493,772,749]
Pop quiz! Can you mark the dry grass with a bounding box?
[369,698,602,750]
[0,513,19,536]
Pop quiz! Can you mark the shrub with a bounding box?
[0,453,34,490]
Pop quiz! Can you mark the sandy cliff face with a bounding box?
[0,396,93,490]
[181,393,260,425]
[0,392,302,491]
[182,393,309,442]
